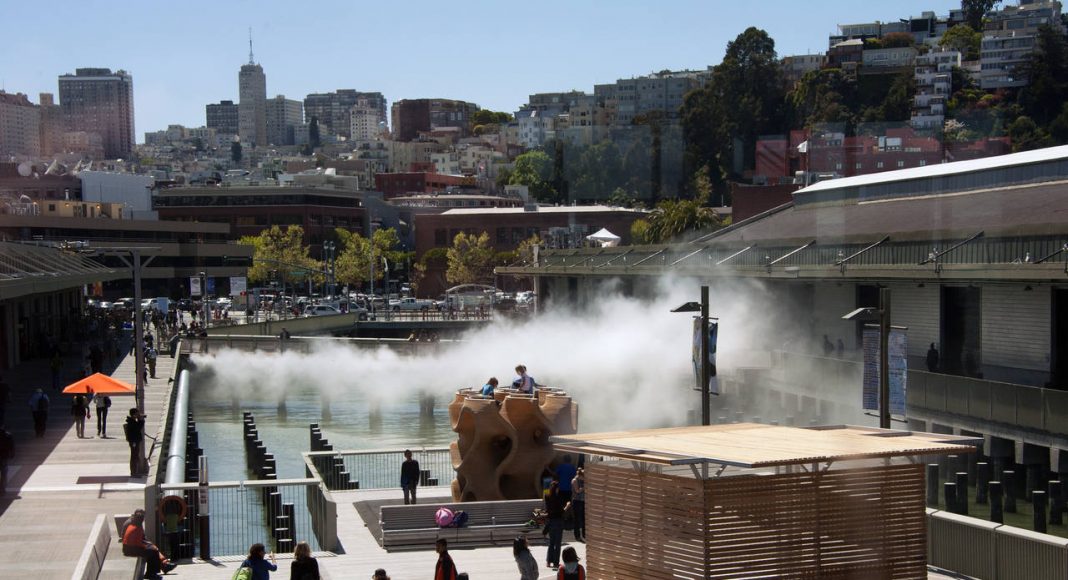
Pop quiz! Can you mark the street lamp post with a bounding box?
[199,271,209,328]
[842,286,892,429]
[673,285,713,426]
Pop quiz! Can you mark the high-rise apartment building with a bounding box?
[238,61,267,147]
[206,100,239,136]
[390,98,480,142]
[57,68,134,158]
[265,95,302,146]
[303,90,387,140]
[349,97,386,141]
[0,91,41,157]
[38,93,65,156]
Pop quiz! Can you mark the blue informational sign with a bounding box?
[862,326,908,416]
[692,318,720,395]
[206,277,216,295]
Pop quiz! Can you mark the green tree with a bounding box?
[446,231,494,286]
[940,24,982,61]
[470,110,513,126]
[413,247,448,295]
[644,198,723,243]
[962,0,1000,31]
[508,150,557,203]
[570,140,624,201]
[630,219,652,244]
[880,32,916,49]
[334,227,403,288]
[239,225,320,286]
[1007,115,1053,151]
[1019,25,1068,126]
[231,141,242,163]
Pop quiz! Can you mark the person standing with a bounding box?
[556,546,586,580]
[0,423,13,494]
[513,365,536,394]
[289,541,319,580]
[927,343,940,372]
[571,468,586,542]
[433,538,457,580]
[513,535,539,580]
[401,449,420,505]
[544,480,566,570]
[241,543,277,580]
[125,408,146,477]
[95,394,111,437]
[145,345,158,379]
[71,394,89,438]
[29,389,49,438]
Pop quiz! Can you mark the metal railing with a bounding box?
[306,447,453,492]
[157,479,336,558]
[928,508,1068,580]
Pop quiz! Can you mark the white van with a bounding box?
[147,297,170,316]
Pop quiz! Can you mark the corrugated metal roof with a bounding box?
[0,241,125,301]
[797,143,1068,195]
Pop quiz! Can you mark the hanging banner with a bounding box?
[206,277,216,295]
[692,318,720,395]
[862,325,908,416]
[190,277,202,297]
[229,276,247,297]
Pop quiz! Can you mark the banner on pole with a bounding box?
[862,325,908,416]
[206,277,216,295]
[229,276,246,297]
[692,318,720,395]
[190,277,202,297]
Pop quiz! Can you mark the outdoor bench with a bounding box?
[379,498,545,550]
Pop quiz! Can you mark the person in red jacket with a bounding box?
[121,509,175,579]
[557,546,586,580]
[434,538,457,580]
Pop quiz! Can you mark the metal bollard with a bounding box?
[1050,480,1064,526]
[1033,490,1048,533]
[1026,464,1042,502]
[926,464,940,508]
[989,481,1004,524]
[1003,470,1017,513]
[955,472,969,515]
[976,462,990,505]
[944,482,958,514]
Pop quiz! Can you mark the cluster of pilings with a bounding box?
[926,454,1067,534]
[243,412,296,553]
[309,424,360,490]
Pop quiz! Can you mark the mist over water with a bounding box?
[192,276,795,434]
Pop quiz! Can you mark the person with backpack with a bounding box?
[0,423,13,494]
[238,543,277,580]
[125,408,146,477]
[95,394,111,437]
[29,389,49,438]
[145,346,158,379]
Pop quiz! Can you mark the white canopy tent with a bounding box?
[586,228,622,247]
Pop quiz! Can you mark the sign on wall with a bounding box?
[862,325,908,416]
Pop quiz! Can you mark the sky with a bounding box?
[0,0,962,140]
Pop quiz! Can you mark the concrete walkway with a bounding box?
[0,339,175,580]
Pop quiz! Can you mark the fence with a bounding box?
[928,508,1068,580]
[157,479,337,558]
[305,447,453,492]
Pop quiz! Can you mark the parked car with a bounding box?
[303,304,340,317]
[389,297,436,311]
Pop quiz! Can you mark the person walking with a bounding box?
[513,535,539,580]
[544,480,566,570]
[240,543,277,580]
[95,394,111,437]
[571,468,586,542]
[556,546,586,580]
[927,343,940,372]
[401,449,420,505]
[145,345,158,379]
[433,538,457,580]
[29,388,49,438]
[289,541,319,580]
[125,408,146,477]
[71,394,89,438]
[0,423,13,494]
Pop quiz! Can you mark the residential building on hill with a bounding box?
[58,68,134,158]
[303,90,387,140]
[206,100,240,136]
[265,95,302,146]
[0,91,40,158]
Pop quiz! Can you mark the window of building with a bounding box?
[897,161,905,168]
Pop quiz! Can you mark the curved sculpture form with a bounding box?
[450,386,578,501]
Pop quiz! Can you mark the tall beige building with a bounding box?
[0,91,41,158]
[38,93,65,156]
[58,68,135,158]
[239,61,267,148]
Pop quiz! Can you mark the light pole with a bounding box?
[673,285,714,426]
[198,271,210,328]
[323,241,336,297]
[842,286,892,429]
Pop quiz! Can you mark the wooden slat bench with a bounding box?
[379,499,545,551]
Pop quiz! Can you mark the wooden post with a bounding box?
[1033,490,1048,533]
[955,472,969,515]
[1003,470,1017,513]
[926,464,940,508]
[944,482,958,514]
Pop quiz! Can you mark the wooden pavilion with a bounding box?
[551,423,978,580]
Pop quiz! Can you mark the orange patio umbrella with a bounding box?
[62,373,136,396]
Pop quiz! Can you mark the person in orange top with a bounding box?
[433,538,457,580]
[121,509,175,579]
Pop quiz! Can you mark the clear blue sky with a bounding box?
[0,0,961,140]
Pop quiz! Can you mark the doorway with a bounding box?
[941,286,981,376]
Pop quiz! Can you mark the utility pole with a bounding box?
[879,287,891,429]
[700,285,711,426]
[114,248,155,414]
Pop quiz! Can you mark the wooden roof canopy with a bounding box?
[550,423,979,468]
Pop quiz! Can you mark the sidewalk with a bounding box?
[0,337,175,579]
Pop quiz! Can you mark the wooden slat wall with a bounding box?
[587,463,927,580]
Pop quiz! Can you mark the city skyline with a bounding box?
[1,0,960,141]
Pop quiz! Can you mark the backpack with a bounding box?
[231,566,252,580]
[35,395,48,413]
[123,421,138,443]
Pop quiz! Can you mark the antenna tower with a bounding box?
[248,27,254,65]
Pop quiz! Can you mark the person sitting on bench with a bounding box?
[121,509,176,579]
